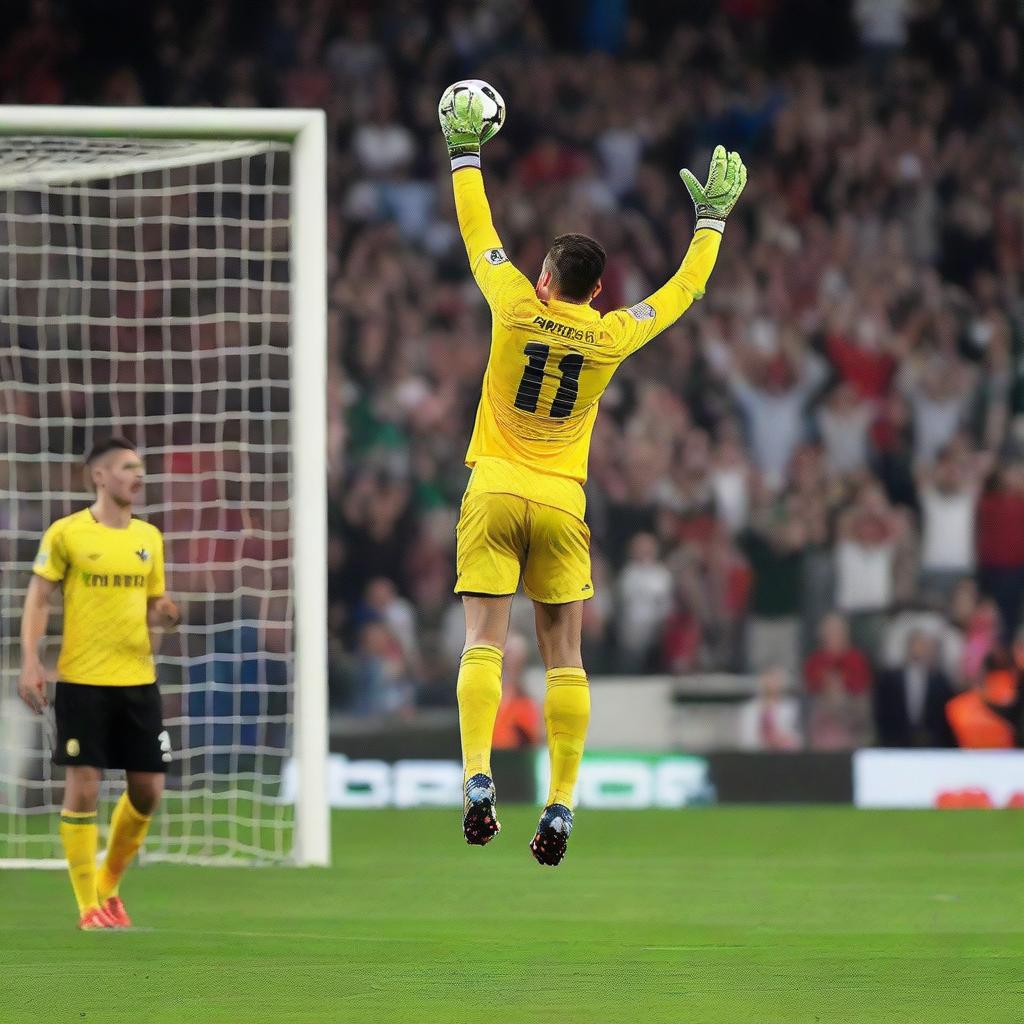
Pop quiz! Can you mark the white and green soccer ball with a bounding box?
[438,79,506,145]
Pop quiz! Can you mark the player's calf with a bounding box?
[463,773,501,846]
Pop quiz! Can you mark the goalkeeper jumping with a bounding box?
[440,86,746,865]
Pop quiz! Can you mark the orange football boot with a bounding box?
[78,906,115,930]
[101,896,132,928]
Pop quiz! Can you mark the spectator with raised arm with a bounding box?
[725,335,828,492]
[917,442,990,605]
[834,481,913,660]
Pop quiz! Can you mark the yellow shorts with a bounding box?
[455,490,593,605]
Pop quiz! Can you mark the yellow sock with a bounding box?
[59,810,99,913]
[456,644,503,783]
[96,793,152,900]
[544,668,590,809]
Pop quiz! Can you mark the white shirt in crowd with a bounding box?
[817,403,872,476]
[835,539,894,612]
[854,0,910,47]
[920,485,977,572]
[737,696,803,751]
[381,595,419,665]
[353,123,414,175]
[617,562,673,654]
[915,394,968,464]
[711,466,749,534]
[596,126,644,197]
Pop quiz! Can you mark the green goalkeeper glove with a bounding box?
[679,145,747,233]
[439,88,484,161]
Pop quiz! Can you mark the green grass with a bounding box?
[3,807,1023,1023]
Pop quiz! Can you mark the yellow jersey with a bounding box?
[33,508,166,686]
[453,166,722,521]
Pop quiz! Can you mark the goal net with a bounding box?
[0,110,328,867]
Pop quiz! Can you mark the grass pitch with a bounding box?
[2,807,1022,1023]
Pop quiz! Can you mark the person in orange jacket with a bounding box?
[946,647,1018,748]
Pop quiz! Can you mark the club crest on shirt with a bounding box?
[627,301,656,321]
[136,548,150,562]
[484,247,508,266]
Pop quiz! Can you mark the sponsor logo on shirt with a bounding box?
[34,550,48,567]
[136,548,150,562]
[484,247,508,266]
[627,302,656,321]
[80,572,146,588]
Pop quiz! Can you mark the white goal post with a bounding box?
[0,107,328,867]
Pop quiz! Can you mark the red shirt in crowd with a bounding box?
[803,648,873,695]
[516,142,587,187]
[825,334,896,400]
[661,609,702,673]
[976,491,1024,569]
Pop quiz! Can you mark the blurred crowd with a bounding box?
[3,0,1023,748]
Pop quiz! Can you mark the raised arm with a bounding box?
[451,167,533,311]
[452,164,501,257]
[439,83,534,315]
[608,146,747,357]
[614,230,723,353]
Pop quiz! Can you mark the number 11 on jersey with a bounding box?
[513,342,584,419]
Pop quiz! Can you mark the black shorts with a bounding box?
[52,681,170,773]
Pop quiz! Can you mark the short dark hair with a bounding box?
[545,233,606,302]
[85,436,137,464]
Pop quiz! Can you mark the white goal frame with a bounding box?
[0,106,329,867]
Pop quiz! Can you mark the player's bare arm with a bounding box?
[18,574,59,713]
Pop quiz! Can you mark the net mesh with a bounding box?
[0,136,283,187]
[0,138,298,864]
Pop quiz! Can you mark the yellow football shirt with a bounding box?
[453,166,722,521]
[33,508,166,686]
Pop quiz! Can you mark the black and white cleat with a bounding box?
[463,773,501,846]
[529,803,574,866]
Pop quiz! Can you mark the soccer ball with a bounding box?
[438,79,506,145]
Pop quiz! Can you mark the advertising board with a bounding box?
[853,750,1024,808]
